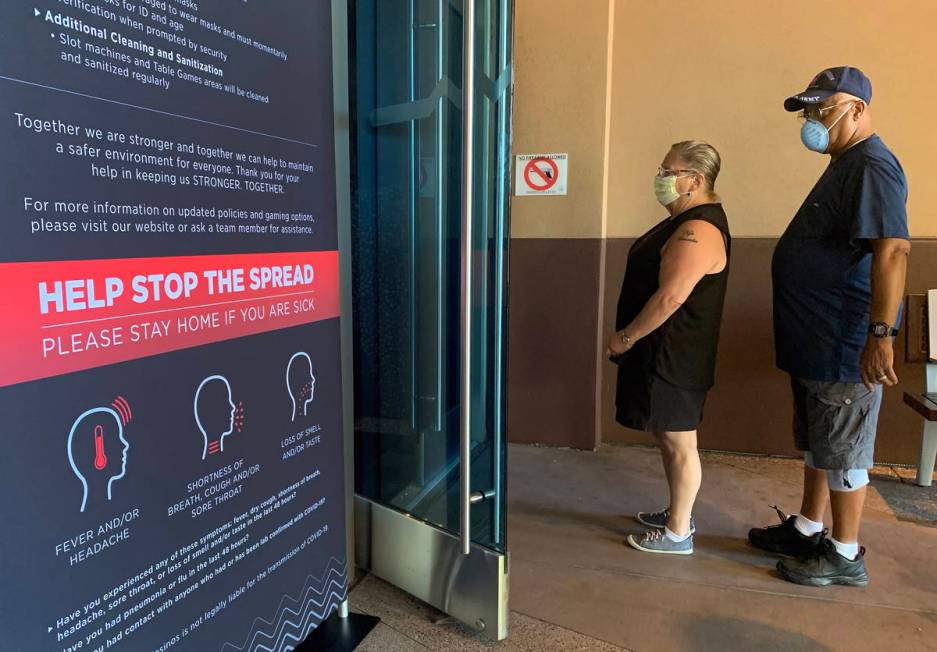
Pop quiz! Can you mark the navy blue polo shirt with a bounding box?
[772,135,909,382]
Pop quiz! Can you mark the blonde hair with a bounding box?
[671,140,721,198]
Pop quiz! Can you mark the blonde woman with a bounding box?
[607,141,731,555]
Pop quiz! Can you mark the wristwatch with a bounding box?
[868,322,899,338]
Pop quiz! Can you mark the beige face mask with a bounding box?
[654,173,693,206]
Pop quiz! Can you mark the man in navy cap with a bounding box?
[748,67,910,587]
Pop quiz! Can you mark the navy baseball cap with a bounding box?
[783,66,872,112]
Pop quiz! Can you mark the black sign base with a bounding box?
[295,611,381,651]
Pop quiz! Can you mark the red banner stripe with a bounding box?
[0,251,340,387]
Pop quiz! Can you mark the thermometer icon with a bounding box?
[93,425,107,470]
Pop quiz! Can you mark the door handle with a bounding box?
[459,0,476,557]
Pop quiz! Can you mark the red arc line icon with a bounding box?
[523,157,559,191]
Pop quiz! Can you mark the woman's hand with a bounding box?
[607,331,633,358]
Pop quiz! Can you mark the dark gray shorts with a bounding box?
[790,377,882,470]
[616,372,707,433]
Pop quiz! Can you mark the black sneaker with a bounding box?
[777,539,869,587]
[748,506,823,557]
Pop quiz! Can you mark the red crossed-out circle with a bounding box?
[523,157,559,191]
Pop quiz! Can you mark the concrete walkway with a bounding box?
[351,444,937,651]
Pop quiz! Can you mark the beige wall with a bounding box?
[507,0,937,458]
[606,0,937,238]
[510,0,611,239]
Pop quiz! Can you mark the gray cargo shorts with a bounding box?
[790,377,883,470]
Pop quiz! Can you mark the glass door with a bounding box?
[349,0,512,640]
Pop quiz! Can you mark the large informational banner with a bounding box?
[0,2,347,650]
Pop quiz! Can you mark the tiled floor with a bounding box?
[349,444,937,651]
[350,574,626,651]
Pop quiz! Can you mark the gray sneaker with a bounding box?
[635,508,696,534]
[626,529,694,555]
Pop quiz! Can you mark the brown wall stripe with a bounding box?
[508,237,937,465]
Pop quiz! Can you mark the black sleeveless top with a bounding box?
[615,203,731,391]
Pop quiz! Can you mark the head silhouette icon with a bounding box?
[195,375,236,460]
[287,352,316,422]
[67,398,131,513]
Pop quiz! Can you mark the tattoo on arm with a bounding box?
[677,229,698,244]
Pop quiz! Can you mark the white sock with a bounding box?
[664,526,691,542]
[831,538,859,560]
[793,514,823,536]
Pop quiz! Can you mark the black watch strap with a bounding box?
[868,322,899,338]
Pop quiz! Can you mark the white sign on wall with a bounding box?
[515,153,568,196]
[928,289,937,362]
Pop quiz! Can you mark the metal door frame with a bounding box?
[332,0,356,605]
[342,0,511,641]
[355,496,508,639]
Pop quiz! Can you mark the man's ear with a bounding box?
[853,100,866,120]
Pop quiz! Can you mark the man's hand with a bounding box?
[861,237,909,390]
[860,336,898,390]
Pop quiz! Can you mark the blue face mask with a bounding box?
[800,102,855,153]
